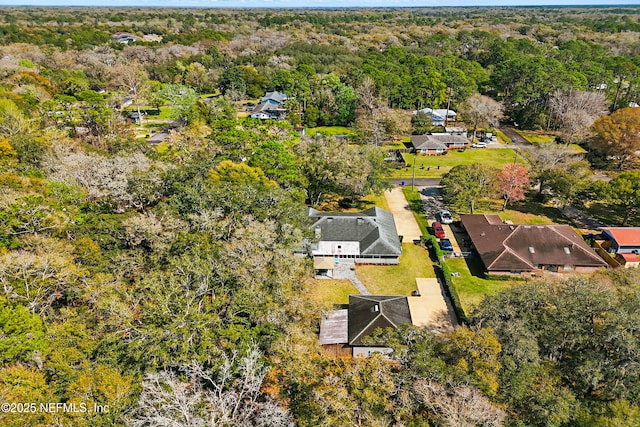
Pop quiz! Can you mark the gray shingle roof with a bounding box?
[410,133,468,150]
[309,207,402,256]
[348,295,412,345]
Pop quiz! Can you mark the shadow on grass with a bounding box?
[462,256,487,278]
[338,197,377,210]
[507,195,570,225]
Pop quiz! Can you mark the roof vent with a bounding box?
[528,246,535,254]
[564,247,571,254]
[327,217,333,222]
[480,232,486,237]
[371,304,379,313]
[509,225,514,230]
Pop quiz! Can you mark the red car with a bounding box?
[432,221,446,239]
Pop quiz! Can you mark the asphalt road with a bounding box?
[498,125,532,147]
[389,178,441,187]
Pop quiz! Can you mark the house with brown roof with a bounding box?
[460,214,607,276]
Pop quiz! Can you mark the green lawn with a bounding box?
[306,126,356,138]
[392,148,525,178]
[517,130,556,144]
[481,198,568,225]
[357,243,435,296]
[307,279,358,306]
[446,257,515,314]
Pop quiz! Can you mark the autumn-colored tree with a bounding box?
[589,107,640,170]
[497,163,530,210]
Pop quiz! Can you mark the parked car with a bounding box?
[439,238,454,252]
[438,209,454,224]
[432,221,445,239]
[471,142,487,148]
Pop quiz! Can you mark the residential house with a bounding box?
[413,108,457,126]
[461,214,607,276]
[260,91,289,105]
[111,32,136,44]
[319,295,413,357]
[249,102,287,120]
[410,133,469,155]
[250,90,289,120]
[600,227,640,254]
[309,207,403,265]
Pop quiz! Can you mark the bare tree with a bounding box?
[108,61,149,126]
[132,346,294,427]
[549,90,607,144]
[521,143,580,198]
[414,380,507,427]
[460,94,504,143]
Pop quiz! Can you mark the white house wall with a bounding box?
[313,241,360,256]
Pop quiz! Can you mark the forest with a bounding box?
[0,5,640,426]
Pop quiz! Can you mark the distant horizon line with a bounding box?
[1,3,640,7]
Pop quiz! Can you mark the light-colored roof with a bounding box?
[601,227,640,246]
[410,133,468,150]
[319,309,348,345]
[314,257,335,270]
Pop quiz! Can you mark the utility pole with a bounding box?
[411,152,417,191]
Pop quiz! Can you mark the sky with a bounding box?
[1,0,640,7]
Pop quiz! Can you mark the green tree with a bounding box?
[440,164,496,213]
[598,170,640,225]
[0,301,48,363]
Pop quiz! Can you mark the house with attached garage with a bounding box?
[410,133,469,155]
[308,207,403,265]
[461,214,607,276]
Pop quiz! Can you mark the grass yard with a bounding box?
[356,243,435,296]
[517,130,556,144]
[446,257,515,314]
[392,148,525,179]
[306,279,358,307]
[306,126,356,138]
[318,192,390,212]
[481,197,568,225]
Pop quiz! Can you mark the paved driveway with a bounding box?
[384,187,423,242]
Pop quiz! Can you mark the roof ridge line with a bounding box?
[350,313,381,345]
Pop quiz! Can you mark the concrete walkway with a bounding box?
[384,187,423,242]
[333,259,371,295]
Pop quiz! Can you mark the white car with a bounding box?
[438,209,454,224]
[471,142,488,148]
